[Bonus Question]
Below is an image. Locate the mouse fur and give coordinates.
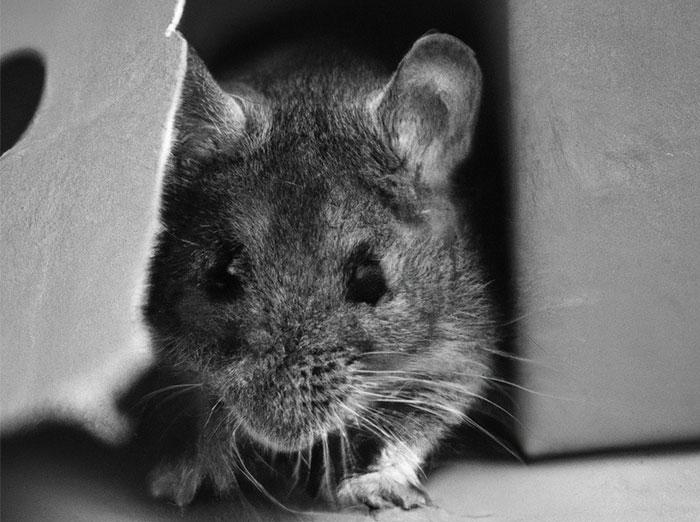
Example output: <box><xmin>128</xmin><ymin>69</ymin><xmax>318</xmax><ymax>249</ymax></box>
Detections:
<box><xmin>143</xmin><ymin>32</ymin><xmax>496</xmax><ymax>510</ymax></box>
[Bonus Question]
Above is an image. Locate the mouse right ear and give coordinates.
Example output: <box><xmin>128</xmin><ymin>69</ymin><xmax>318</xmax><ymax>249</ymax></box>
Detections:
<box><xmin>173</xmin><ymin>48</ymin><xmax>252</xmax><ymax>162</ymax></box>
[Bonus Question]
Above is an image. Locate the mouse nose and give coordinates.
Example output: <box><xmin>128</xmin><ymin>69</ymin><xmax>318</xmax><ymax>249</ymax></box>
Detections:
<box><xmin>281</xmin><ymin>327</ymin><xmax>305</xmax><ymax>353</ymax></box>
<box><xmin>269</xmin><ymin>297</ymin><xmax>334</xmax><ymax>349</ymax></box>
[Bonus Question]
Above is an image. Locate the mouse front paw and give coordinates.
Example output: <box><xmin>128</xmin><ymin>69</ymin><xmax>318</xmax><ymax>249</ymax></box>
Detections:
<box><xmin>148</xmin><ymin>459</ymin><xmax>204</xmax><ymax>507</ymax></box>
<box><xmin>337</xmin><ymin>470</ymin><xmax>430</xmax><ymax>510</ymax></box>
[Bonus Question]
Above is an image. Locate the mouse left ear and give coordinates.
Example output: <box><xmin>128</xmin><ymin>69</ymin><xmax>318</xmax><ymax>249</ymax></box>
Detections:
<box><xmin>371</xmin><ymin>34</ymin><xmax>482</xmax><ymax>192</ymax></box>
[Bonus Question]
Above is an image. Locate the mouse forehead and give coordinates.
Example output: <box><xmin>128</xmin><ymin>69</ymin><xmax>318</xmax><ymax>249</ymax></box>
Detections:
<box><xmin>236</xmin><ymin>177</ymin><xmax>392</xmax><ymax>257</ymax></box>
<box><xmin>229</xmin><ymin>128</ymin><xmax>396</xmax><ymax>248</ymax></box>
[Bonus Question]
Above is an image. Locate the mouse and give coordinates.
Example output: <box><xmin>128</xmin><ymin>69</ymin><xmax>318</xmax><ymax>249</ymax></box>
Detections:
<box><xmin>142</xmin><ymin>32</ymin><xmax>497</xmax><ymax>511</ymax></box>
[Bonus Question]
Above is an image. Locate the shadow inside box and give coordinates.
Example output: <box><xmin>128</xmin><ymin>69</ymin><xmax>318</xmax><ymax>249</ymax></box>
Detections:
<box><xmin>1</xmin><ymin>420</ymin><xmax>306</xmax><ymax>521</ymax></box>
<box><xmin>1</xmin><ymin>408</ymin><xmax>519</xmax><ymax>521</ymax></box>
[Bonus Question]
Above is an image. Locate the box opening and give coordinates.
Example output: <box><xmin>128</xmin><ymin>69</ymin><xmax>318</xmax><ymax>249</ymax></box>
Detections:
<box><xmin>177</xmin><ymin>0</ymin><xmax>517</xmax><ymax>451</ymax></box>
<box><xmin>178</xmin><ymin>0</ymin><xmax>512</xmax><ymax>303</ymax></box>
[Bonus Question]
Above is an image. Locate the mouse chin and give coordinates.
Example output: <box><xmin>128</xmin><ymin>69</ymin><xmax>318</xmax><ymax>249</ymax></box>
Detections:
<box><xmin>240</xmin><ymin>418</ymin><xmax>331</xmax><ymax>452</ymax></box>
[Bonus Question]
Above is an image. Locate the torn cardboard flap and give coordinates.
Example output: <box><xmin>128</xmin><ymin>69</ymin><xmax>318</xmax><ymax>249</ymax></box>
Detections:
<box><xmin>1</xmin><ymin>0</ymin><xmax>186</xmax><ymax>441</ymax></box>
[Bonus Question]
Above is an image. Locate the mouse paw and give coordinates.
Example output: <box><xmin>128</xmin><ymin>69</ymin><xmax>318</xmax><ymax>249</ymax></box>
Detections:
<box><xmin>148</xmin><ymin>459</ymin><xmax>204</xmax><ymax>507</ymax></box>
<box><xmin>337</xmin><ymin>470</ymin><xmax>430</xmax><ymax>510</ymax></box>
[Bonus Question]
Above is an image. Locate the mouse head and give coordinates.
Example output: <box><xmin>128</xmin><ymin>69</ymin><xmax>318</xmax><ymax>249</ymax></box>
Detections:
<box><xmin>145</xmin><ymin>34</ymin><xmax>490</xmax><ymax>451</ymax></box>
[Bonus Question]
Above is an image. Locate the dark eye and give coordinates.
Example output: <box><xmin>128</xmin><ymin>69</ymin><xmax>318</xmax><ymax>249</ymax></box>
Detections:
<box><xmin>345</xmin><ymin>245</ymin><xmax>388</xmax><ymax>306</ymax></box>
<box><xmin>203</xmin><ymin>246</ymin><xmax>245</xmax><ymax>301</ymax></box>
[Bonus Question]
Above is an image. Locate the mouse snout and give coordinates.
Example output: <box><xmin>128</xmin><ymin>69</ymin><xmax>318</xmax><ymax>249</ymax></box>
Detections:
<box><xmin>233</xmin><ymin>310</ymin><xmax>367</xmax><ymax>450</ymax></box>
<box><xmin>236</xmin><ymin>344</ymin><xmax>350</xmax><ymax>451</ymax></box>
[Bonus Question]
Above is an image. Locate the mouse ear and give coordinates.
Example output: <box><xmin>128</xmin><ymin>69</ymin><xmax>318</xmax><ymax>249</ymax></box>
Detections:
<box><xmin>372</xmin><ymin>34</ymin><xmax>482</xmax><ymax>192</ymax></box>
<box><xmin>174</xmin><ymin>48</ymin><xmax>253</xmax><ymax>162</ymax></box>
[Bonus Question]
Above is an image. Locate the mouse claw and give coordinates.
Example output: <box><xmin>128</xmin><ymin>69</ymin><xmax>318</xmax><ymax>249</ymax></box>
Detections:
<box><xmin>337</xmin><ymin>471</ymin><xmax>431</xmax><ymax>510</ymax></box>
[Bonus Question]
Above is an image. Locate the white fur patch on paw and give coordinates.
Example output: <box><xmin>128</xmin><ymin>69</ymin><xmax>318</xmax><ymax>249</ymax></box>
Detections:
<box><xmin>337</xmin><ymin>470</ymin><xmax>430</xmax><ymax>510</ymax></box>
<box><xmin>337</xmin><ymin>442</ymin><xmax>431</xmax><ymax>509</ymax></box>
<box><xmin>148</xmin><ymin>460</ymin><xmax>203</xmax><ymax>507</ymax></box>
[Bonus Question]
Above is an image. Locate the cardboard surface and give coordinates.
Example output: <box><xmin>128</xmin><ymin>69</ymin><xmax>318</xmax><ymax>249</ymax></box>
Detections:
<box><xmin>3</xmin><ymin>428</ymin><xmax>699</xmax><ymax>520</ymax></box>
<box><xmin>510</xmin><ymin>0</ymin><xmax>700</xmax><ymax>455</ymax></box>
<box><xmin>2</xmin><ymin>0</ymin><xmax>698</xmax><ymax>482</ymax></box>
<box><xmin>0</xmin><ymin>0</ymin><xmax>185</xmax><ymax>438</ymax></box>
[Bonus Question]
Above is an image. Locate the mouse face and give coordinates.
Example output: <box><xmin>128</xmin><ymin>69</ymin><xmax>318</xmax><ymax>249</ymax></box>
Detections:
<box><xmin>145</xmin><ymin>34</ymin><xmax>493</xmax><ymax>473</ymax></box>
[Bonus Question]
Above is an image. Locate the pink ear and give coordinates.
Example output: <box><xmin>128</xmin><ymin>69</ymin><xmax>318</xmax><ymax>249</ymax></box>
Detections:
<box><xmin>374</xmin><ymin>34</ymin><xmax>482</xmax><ymax>191</ymax></box>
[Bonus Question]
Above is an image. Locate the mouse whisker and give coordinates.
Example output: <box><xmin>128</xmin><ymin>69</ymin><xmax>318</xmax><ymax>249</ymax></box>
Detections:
<box><xmin>352</xmin><ymin>350</ymin><xmax>412</xmax><ymax>357</ymax></box>
<box><xmin>474</xmin><ymin>375</ymin><xmax>573</xmax><ymax>401</ymax></box>
<box><xmin>202</xmin><ymin>397</ymin><xmax>224</xmax><ymax>430</ymax></box>
<box><xmin>474</xmin><ymin>345</ymin><xmax>543</xmax><ymax>364</ymax></box>
<box><xmin>461</xmin><ymin>414</ymin><xmax>523</xmax><ymax>462</ymax></box>
<box><xmin>353</xmin><ymin>376</ymin><xmax>521</xmax><ymax>426</ymax></box>
<box><xmin>354</xmin><ymin>368</ymin><xmax>570</xmax><ymax>401</ymax></box>
<box><xmin>339</xmin><ymin>402</ymin><xmax>398</xmax><ymax>445</ymax></box>
<box><xmin>161</xmin><ymin>226</ymin><xmax>203</xmax><ymax>248</ymax></box>
<box><xmin>351</xmin><ymin>385</ymin><xmax>516</xmax><ymax>443</ymax></box>
<box><xmin>230</xmin><ymin>426</ymin><xmax>304</xmax><ymax>514</ymax></box>
<box><xmin>320</xmin><ymin>433</ymin><xmax>333</xmax><ymax>499</ymax></box>
<box><xmin>369</xmin><ymin>397</ymin><xmax>514</xmax><ymax>461</ymax></box>
<box><xmin>290</xmin><ymin>449</ymin><xmax>303</xmax><ymax>490</ymax></box>
<box><xmin>134</xmin><ymin>382</ymin><xmax>203</xmax><ymax>408</ymax></box>
<box><xmin>334</xmin><ymin>419</ymin><xmax>353</xmax><ymax>479</ymax></box>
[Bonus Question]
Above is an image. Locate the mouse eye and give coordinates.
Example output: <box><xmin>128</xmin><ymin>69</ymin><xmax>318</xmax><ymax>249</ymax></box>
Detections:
<box><xmin>203</xmin><ymin>246</ymin><xmax>246</xmax><ymax>301</ymax></box>
<box><xmin>345</xmin><ymin>245</ymin><xmax>388</xmax><ymax>306</ymax></box>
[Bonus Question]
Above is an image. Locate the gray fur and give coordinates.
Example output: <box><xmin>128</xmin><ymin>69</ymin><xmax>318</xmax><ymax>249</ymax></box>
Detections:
<box><xmin>144</xmin><ymin>33</ymin><xmax>495</xmax><ymax>510</ymax></box>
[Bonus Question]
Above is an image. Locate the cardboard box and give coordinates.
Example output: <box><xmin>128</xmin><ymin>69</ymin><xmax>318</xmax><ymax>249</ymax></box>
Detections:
<box><xmin>2</xmin><ymin>1</ymin><xmax>700</xmax><ymax>520</ymax></box>
<box><xmin>2</xmin><ymin>0</ymin><xmax>698</xmax><ymax>470</ymax></box>
<box><xmin>0</xmin><ymin>0</ymin><xmax>185</xmax><ymax>438</ymax></box>
<box><xmin>511</xmin><ymin>0</ymin><xmax>700</xmax><ymax>455</ymax></box>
